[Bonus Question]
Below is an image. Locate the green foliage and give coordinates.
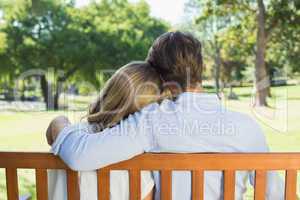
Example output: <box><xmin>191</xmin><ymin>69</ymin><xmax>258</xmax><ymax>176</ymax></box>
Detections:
<box><xmin>183</xmin><ymin>0</ymin><xmax>250</xmax><ymax>84</ymax></box>
<box><xmin>0</xmin><ymin>0</ymin><xmax>169</xmax><ymax>108</ymax></box>
<box><xmin>0</xmin><ymin>0</ymin><xmax>168</xmax><ymax>85</ymax></box>
<box><xmin>187</xmin><ymin>0</ymin><xmax>300</xmax><ymax>82</ymax></box>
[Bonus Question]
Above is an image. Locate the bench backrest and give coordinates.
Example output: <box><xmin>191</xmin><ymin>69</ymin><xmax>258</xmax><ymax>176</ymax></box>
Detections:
<box><xmin>0</xmin><ymin>152</ymin><xmax>299</xmax><ymax>200</ymax></box>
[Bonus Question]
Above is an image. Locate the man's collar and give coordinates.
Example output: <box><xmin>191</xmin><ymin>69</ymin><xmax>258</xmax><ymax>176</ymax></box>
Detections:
<box><xmin>176</xmin><ymin>92</ymin><xmax>222</xmax><ymax>112</ymax></box>
<box><xmin>178</xmin><ymin>92</ymin><xmax>220</xmax><ymax>101</ymax></box>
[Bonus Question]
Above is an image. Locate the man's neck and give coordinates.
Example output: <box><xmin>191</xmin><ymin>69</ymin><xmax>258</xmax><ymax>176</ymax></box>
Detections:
<box><xmin>185</xmin><ymin>85</ymin><xmax>203</xmax><ymax>93</ymax></box>
<box><xmin>167</xmin><ymin>83</ymin><xmax>203</xmax><ymax>96</ymax></box>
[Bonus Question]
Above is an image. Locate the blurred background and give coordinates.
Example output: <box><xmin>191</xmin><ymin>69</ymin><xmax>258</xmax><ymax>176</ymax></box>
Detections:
<box><xmin>0</xmin><ymin>0</ymin><xmax>299</xmax><ymax>199</ymax></box>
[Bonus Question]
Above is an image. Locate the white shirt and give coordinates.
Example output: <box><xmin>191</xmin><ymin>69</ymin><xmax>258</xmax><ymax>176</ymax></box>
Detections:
<box><xmin>48</xmin><ymin>170</ymin><xmax>154</xmax><ymax>200</ymax></box>
<box><xmin>52</xmin><ymin>92</ymin><xmax>284</xmax><ymax>200</ymax></box>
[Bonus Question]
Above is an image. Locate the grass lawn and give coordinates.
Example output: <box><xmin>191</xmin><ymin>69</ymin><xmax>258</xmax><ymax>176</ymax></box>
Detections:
<box><xmin>0</xmin><ymin>85</ymin><xmax>299</xmax><ymax>199</ymax></box>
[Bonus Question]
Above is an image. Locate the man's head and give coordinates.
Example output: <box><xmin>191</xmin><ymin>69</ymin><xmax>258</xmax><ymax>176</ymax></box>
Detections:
<box><xmin>146</xmin><ymin>31</ymin><xmax>203</xmax><ymax>91</ymax></box>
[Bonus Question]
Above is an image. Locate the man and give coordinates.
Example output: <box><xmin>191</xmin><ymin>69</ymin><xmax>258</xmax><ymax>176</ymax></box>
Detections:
<box><xmin>47</xmin><ymin>31</ymin><xmax>284</xmax><ymax>199</ymax></box>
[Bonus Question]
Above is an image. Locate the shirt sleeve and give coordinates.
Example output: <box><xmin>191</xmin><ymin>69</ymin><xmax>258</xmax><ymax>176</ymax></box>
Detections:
<box><xmin>51</xmin><ymin>104</ymin><xmax>158</xmax><ymax>171</ymax></box>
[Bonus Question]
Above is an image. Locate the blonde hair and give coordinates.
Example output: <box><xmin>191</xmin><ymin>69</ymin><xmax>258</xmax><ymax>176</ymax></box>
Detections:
<box><xmin>87</xmin><ymin>61</ymin><xmax>164</xmax><ymax>132</ymax></box>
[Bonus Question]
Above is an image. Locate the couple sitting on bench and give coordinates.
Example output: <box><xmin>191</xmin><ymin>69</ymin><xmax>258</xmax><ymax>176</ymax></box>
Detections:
<box><xmin>46</xmin><ymin>31</ymin><xmax>284</xmax><ymax>200</ymax></box>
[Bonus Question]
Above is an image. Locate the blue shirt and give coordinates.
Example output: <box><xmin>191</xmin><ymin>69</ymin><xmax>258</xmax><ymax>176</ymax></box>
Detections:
<box><xmin>52</xmin><ymin>92</ymin><xmax>284</xmax><ymax>200</ymax></box>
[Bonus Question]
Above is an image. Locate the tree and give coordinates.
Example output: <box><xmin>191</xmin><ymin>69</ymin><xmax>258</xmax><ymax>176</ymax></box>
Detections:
<box><xmin>184</xmin><ymin>0</ymin><xmax>242</xmax><ymax>93</ymax></box>
<box><xmin>255</xmin><ymin>0</ymin><xmax>268</xmax><ymax>106</ymax></box>
<box><xmin>187</xmin><ymin>0</ymin><xmax>300</xmax><ymax>106</ymax></box>
<box><xmin>0</xmin><ymin>0</ymin><xmax>169</xmax><ymax>109</ymax></box>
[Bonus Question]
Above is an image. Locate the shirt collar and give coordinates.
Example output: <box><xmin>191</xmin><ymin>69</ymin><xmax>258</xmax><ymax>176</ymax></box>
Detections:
<box><xmin>178</xmin><ymin>92</ymin><xmax>219</xmax><ymax>99</ymax></box>
<box><xmin>176</xmin><ymin>92</ymin><xmax>222</xmax><ymax>112</ymax></box>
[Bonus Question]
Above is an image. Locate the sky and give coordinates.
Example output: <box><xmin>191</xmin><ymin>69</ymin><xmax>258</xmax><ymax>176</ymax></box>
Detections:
<box><xmin>75</xmin><ymin>0</ymin><xmax>187</xmax><ymax>25</ymax></box>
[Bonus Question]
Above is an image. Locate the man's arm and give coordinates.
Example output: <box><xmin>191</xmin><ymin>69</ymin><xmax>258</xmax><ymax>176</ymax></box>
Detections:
<box><xmin>49</xmin><ymin>104</ymin><xmax>157</xmax><ymax>171</ymax></box>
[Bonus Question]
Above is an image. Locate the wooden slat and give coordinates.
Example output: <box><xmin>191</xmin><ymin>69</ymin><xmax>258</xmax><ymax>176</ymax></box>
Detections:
<box><xmin>160</xmin><ymin>170</ymin><xmax>172</xmax><ymax>200</ymax></box>
<box><xmin>129</xmin><ymin>169</ymin><xmax>141</xmax><ymax>200</ymax></box>
<box><xmin>192</xmin><ymin>170</ymin><xmax>204</xmax><ymax>200</ymax></box>
<box><xmin>66</xmin><ymin>170</ymin><xmax>80</xmax><ymax>200</ymax></box>
<box><xmin>1</xmin><ymin>152</ymin><xmax>300</xmax><ymax>170</ymax></box>
<box><xmin>36</xmin><ymin>169</ymin><xmax>48</xmax><ymax>200</ymax></box>
<box><xmin>101</xmin><ymin>153</ymin><xmax>300</xmax><ymax>171</ymax></box>
<box><xmin>0</xmin><ymin>152</ymin><xmax>67</xmax><ymax>169</ymax></box>
<box><xmin>6</xmin><ymin>168</ymin><xmax>19</xmax><ymax>200</ymax></box>
<box><xmin>285</xmin><ymin>170</ymin><xmax>297</xmax><ymax>200</ymax></box>
<box><xmin>223</xmin><ymin>170</ymin><xmax>235</xmax><ymax>200</ymax></box>
<box><xmin>1</xmin><ymin>152</ymin><xmax>300</xmax><ymax>200</ymax></box>
<box><xmin>97</xmin><ymin>169</ymin><xmax>110</xmax><ymax>200</ymax></box>
<box><xmin>254</xmin><ymin>170</ymin><xmax>266</xmax><ymax>200</ymax></box>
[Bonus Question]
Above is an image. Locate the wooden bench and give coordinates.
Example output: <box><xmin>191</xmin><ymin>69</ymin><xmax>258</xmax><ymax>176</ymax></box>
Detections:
<box><xmin>0</xmin><ymin>152</ymin><xmax>299</xmax><ymax>200</ymax></box>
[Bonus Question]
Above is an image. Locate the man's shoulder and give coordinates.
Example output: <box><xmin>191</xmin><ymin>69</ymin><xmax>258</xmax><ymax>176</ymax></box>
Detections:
<box><xmin>226</xmin><ymin>110</ymin><xmax>262</xmax><ymax>131</ymax></box>
<box><xmin>224</xmin><ymin>110</ymin><xmax>256</xmax><ymax>124</ymax></box>
<box><xmin>224</xmin><ymin>110</ymin><xmax>267</xmax><ymax>148</ymax></box>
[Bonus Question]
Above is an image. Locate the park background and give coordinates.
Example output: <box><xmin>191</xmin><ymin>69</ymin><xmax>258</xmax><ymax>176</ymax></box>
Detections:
<box><xmin>0</xmin><ymin>0</ymin><xmax>299</xmax><ymax>199</ymax></box>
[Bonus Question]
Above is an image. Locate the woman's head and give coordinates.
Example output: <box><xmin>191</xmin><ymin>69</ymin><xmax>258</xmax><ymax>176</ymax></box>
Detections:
<box><xmin>87</xmin><ymin>61</ymin><xmax>164</xmax><ymax>131</ymax></box>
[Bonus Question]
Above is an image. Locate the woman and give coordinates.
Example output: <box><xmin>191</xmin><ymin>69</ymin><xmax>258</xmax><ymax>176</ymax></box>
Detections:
<box><xmin>47</xmin><ymin>61</ymin><xmax>170</xmax><ymax>200</ymax></box>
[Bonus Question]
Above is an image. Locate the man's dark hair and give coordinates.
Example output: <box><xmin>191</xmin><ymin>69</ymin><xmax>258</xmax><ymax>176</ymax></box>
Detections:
<box><xmin>146</xmin><ymin>31</ymin><xmax>203</xmax><ymax>88</ymax></box>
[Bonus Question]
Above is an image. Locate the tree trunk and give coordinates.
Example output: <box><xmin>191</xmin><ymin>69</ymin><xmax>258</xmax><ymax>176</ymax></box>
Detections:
<box><xmin>214</xmin><ymin>43</ymin><xmax>221</xmax><ymax>94</ymax></box>
<box><xmin>40</xmin><ymin>75</ymin><xmax>64</xmax><ymax>110</ymax></box>
<box><xmin>40</xmin><ymin>75</ymin><xmax>54</xmax><ymax>110</ymax></box>
<box><xmin>53</xmin><ymin>78</ymin><xmax>64</xmax><ymax>110</ymax></box>
<box><xmin>53</xmin><ymin>92</ymin><xmax>59</xmax><ymax>110</ymax></box>
<box><xmin>254</xmin><ymin>0</ymin><xmax>269</xmax><ymax>106</ymax></box>
<box><xmin>40</xmin><ymin>66</ymin><xmax>76</xmax><ymax>110</ymax></box>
